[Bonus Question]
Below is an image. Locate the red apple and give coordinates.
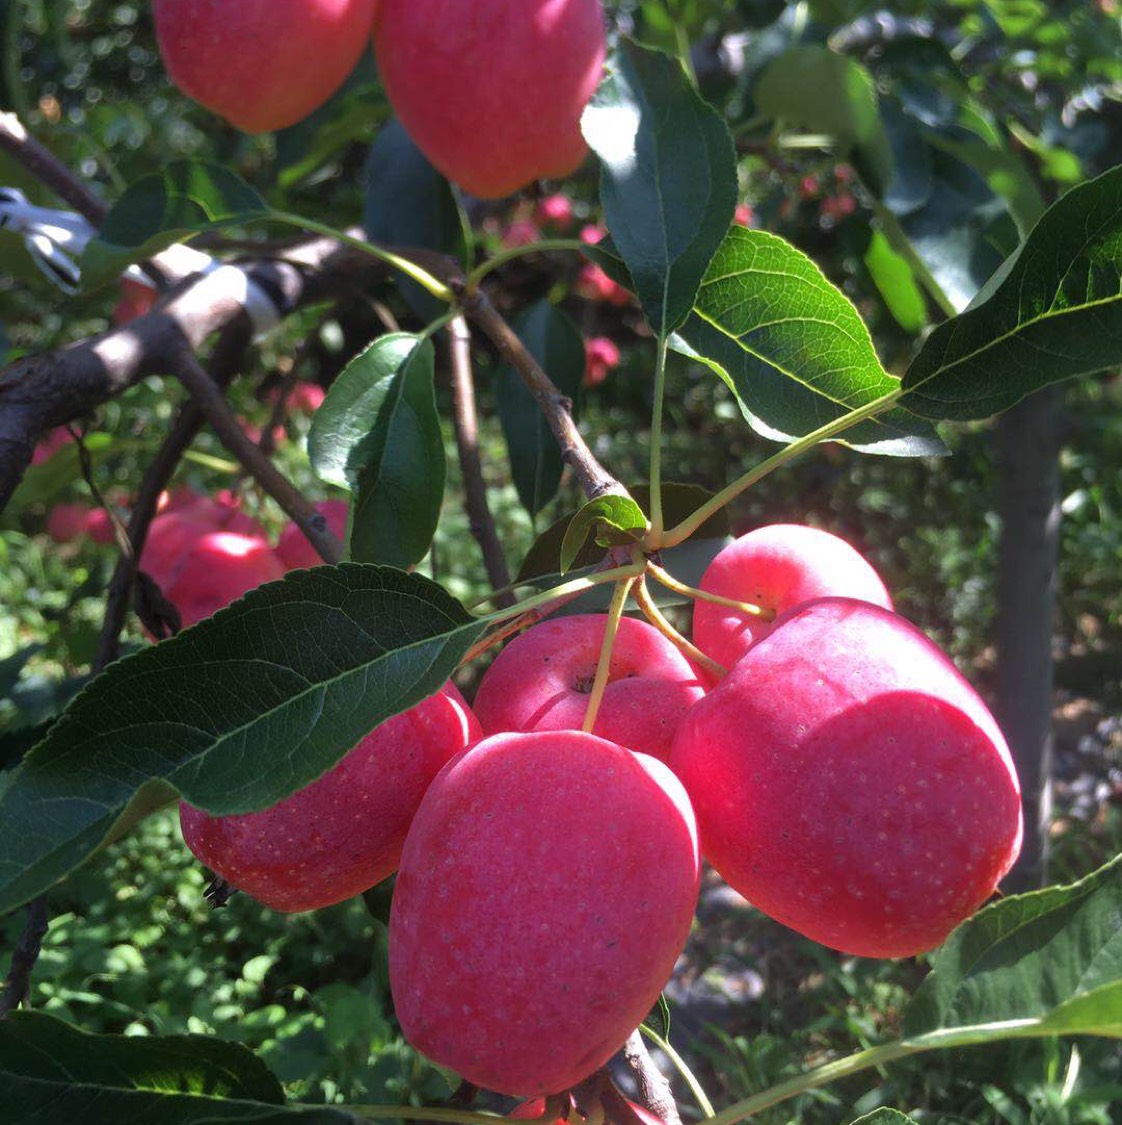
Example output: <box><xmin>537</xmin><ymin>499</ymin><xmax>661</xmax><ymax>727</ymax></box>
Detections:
<box><xmin>671</xmin><ymin>598</ymin><xmax>1023</xmax><ymax>958</ymax></box>
<box><xmin>692</xmin><ymin>523</ymin><xmax>892</xmax><ymax>671</ymax></box>
<box><xmin>180</xmin><ymin>686</ymin><xmax>481</xmax><ymax>912</ymax></box>
<box><xmin>112</xmin><ymin>278</ymin><xmax>157</xmax><ymax>326</ymax></box>
<box><xmin>153</xmin><ymin>0</ymin><xmax>378</xmax><ymax>133</ymax></box>
<box><xmin>373</xmin><ymin>0</ymin><xmax>607</xmax><ymax>198</ymax></box>
<box><xmin>142</xmin><ymin>500</ymin><xmax>267</xmax><ymax>591</ymax></box>
<box><xmin>472</xmin><ymin>615</ymin><xmax>706</xmax><ymax>763</ymax></box>
<box><xmin>276</xmin><ymin>499</ymin><xmax>350</xmax><ymax>571</ymax></box>
<box><xmin>390</xmin><ymin>730</ymin><xmax>700</xmax><ymax>1095</ymax></box>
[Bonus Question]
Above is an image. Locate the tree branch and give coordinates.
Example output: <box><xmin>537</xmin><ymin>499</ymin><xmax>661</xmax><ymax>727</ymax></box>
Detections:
<box><xmin>446</xmin><ymin>315</ymin><xmax>515</xmax><ymax>606</ymax></box>
<box><xmin>170</xmin><ymin>347</ymin><xmax>343</xmax><ymax>564</ymax></box>
<box><xmin>0</xmin><ymin>896</ymin><xmax>48</xmax><ymax>1019</ymax></box>
<box><xmin>622</xmin><ymin>1030</ymin><xmax>682</xmax><ymax>1125</ymax></box>
<box><xmin>455</xmin><ymin>283</ymin><xmax>627</xmax><ymax>504</ymax></box>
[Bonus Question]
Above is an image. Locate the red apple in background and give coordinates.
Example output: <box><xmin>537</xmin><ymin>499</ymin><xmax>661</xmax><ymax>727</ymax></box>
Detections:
<box><xmin>692</xmin><ymin>523</ymin><xmax>892</xmax><ymax>671</ymax></box>
<box><xmin>373</xmin><ymin>0</ymin><xmax>606</xmax><ymax>198</ymax></box>
<box><xmin>31</xmin><ymin>427</ymin><xmax>71</xmax><ymax>466</ymax></box>
<box><xmin>390</xmin><ymin>730</ymin><xmax>700</xmax><ymax>1095</ymax></box>
<box><xmin>472</xmin><ymin>614</ymin><xmax>705</xmax><ymax>762</ymax></box>
<box><xmin>671</xmin><ymin>598</ymin><xmax>1023</xmax><ymax>959</ymax></box>
<box><xmin>153</xmin><ymin>0</ymin><xmax>378</xmax><ymax>133</ymax></box>
<box><xmin>276</xmin><ymin>499</ymin><xmax>350</xmax><ymax>571</ymax></box>
<box><xmin>181</xmin><ymin>686</ymin><xmax>480</xmax><ymax>912</ymax></box>
<box><xmin>112</xmin><ymin>278</ymin><xmax>157</xmax><ymax>326</ymax></box>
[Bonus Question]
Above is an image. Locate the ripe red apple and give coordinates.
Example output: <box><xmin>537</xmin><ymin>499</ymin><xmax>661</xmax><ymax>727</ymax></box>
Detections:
<box><xmin>373</xmin><ymin>0</ymin><xmax>607</xmax><ymax>198</ymax></box>
<box><xmin>161</xmin><ymin>531</ymin><xmax>286</xmax><ymax>628</ymax></box>
<box><xmin>390</xmin><ymin>730</ymin><xmax>700</xmax><ymax>1095</ymax></box>
<box><xmin>692</xmin><ymin>523</ymin><xmax>892</xmax><ymax>671</ymax></box>
<box><xmin>181</xmin><ymin>686</ymin><xmax>481</xmax><ymax>912</ymax></box>
<box><xmin>153</xmin><ymin>0</ymin><xmax>378</xmax><ymax>133</ymax></box>
<box><xmin>670</xmin><ymin>598</ymin><xmax>1023</xmax><ymax>958</ymax></box>
<box><xmin>276</xmin><ymin>499</ymin><xmax>350</xmax><ymax>571</ymax></box>
<box><xmin>472</xmin><ymin>615</ymin><xmax>706</xmax><ymax>762</ymax></box>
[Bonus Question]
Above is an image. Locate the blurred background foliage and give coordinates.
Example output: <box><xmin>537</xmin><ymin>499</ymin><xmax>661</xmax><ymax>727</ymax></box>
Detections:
<box><xmin>1</xmin><ymin>0</ymin><xmax>1121</xmax><ymax>1119</ymax></box>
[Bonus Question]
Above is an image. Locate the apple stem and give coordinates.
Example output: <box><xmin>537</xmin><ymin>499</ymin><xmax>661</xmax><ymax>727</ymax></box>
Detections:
<box><xmin>633</xmin><ymin>577</ymin><xmax>726</xmax><ymax>681</ymax></box>
<box><xmin>646</xmin><ymin>561</ymin><xmax>776</xmax><ymax>622</ymax></box>
<box><xmin>581</xmin><ymin>577</ymin><xmax>637</xmax><ymax>734</ymax></box>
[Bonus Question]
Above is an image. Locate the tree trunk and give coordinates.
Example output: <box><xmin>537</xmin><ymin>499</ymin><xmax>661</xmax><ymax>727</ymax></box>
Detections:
<box><xmin>994</xmin><ymin>387</ymin><xmax>1063</xmax><ymax>891</ymax></box>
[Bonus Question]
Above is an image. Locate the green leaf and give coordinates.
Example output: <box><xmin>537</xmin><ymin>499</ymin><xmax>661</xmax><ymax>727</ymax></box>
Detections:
<box><xmin>495</xmin><ymin>300</ymin><xmax>586</xmax><ymax>517</ymax></box>
<box><xmin>904</xmin><ymin>854</ymin><xmax>1122</xmax><ymax>1041</ymax></box>
<box><xmin>643</xmin><ymin>993</ymin><xmax>672</xmax><ymax>1039</ymax></box>
<box><xmin>0</xmin><ymin>1010</ymin><xmax>284</xmax><ymax>1102</ymax></box>
<box><xmin>345</xmin><ymin>338</ymin><xmax>445</xmax><ymax>569</ymax></box>
<box><xmin>582</xmin><ymin>38</ymin><xmax>737</xmax><ymax>335</ymax></box>
<box><xmin>3</xmin><ymin>431</ymin><xmax>117</xmax><ymax>515</ymax></box>
<box><xmin>560</xmin><ymin>495</ymin><xmax>648</xmax><ymax>573</ymax></box>
<box><xmin>674</xmin><ymin>228</ymin><xmax>946</xmax><ymax>456</ymax></box>
<box><xmin>81</xmin><ymin>162</ymin><xmax>269</xmax><ymax>291</ymax></box>
<box><xmin>864</xmin><ymin>229</ymin><xmax>928</xmax><ymax>334</ymax></box>
<box><xmin>363</xmin><ymin>118</ymin><xmax>469</xmax><ymax>319</ymax></box>
<box><xmin>0</xmin><ymin>566</ymin><xmax>484</xmax><ymax>914</ymax></box>
<box><xmin>902</xmin><ymin>165</ymin><xmax>1122</xmax><ymax>421</ymax></box>
<box><xmin>848</xmin><ymin>1112</ymin><xmax>920</xmax><ymax>1125</ymax></box>
<box><xmin>753</xmin><ymin>45</ymin><xmax>893</xmax><ymax>195</ymax></box>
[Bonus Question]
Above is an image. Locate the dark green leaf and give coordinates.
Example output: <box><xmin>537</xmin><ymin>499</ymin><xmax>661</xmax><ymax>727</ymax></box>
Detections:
<box><xmin>642</xmin><ymin>993</ymin><xmax>672</xmax><ymax>1039</ymax></box>
<box><xmin>582</xmin><ymin>38</ymin><xmax>737</xmax><ymax>335</ymax></box>
<box><xmin>902</xmin><ymin>165</ymin><xmax>1122</xmax><ymax>420</ymax></box>
<box><xmin>904</xmin><ymin>854</ymin><xmax>1122</xmax><ymax>1041</ymax></box>
<box><xmin>81</xmin><ymin>162</ymin><xmax>269</xmax><ymax>291</ymax></box>
<box><xmin>496</xmin><ymin>300</ymin><xmax>586</xmax><ymax>517</ymax></box>
<box><xmin>0</xmin><ymin>645</ymin><xmax>40</xmax><ymax>701</ymax></box>
<box><xmin>363</xmin><ymin>118</ymin><xmax>469</xmax><ymax>319</ymax></box>
<box><xmin>0</xmin><ymin>1010</ymin><xmax>283</xmax><ymax>1103</ymax></box>
<box><xmin>674</xmin><ymin>228</ymin><xmax>946</xmax><ymax>456</ymax></box>
<box><xmin>753</xmin><ymin>46</ymin><xmax>893</xmax><ymax>195</ymax></box>
<box><xmin>560</xmin><ymin>495</ymin><xmax>648</xmax><ymax>573</ymax></box>
<box><xmin>0</xmin><ymin>565</ymin><xmax>485</xmax><ymax>914</ymax></box>
<box><xmin>346</xmin><ymin>339</ymin><xmax>445</xmax><ymax>569</ymax></box>
<box><xmin>864</xmin><ymin>229</ymin><xmax>928</xmax><ymax>334</ymax></box>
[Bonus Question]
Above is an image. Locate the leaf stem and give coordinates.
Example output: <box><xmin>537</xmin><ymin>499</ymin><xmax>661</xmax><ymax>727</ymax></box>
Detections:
<box><xmin>648</xmin><ymin>336</ymin><xmax>671</xmax><ymax>541</ymax></box>
<box><xmin>481</xmin><ymin>564</ymin><xmax>644</xmax><ymax>627</ymax></box>
<box><xmin>581</xmin><ymin>577</ymin><xmax>636</xmax><ymax>734</ymax></box>
<box><xmin>639</xmin><ymin>1024</ymin><xmax>716</xmax><ymax>1119</ymax></box>
<box><xmin>270</xmin><ymin>211</ymin><xmax>454</xmax><ymax>302</ymax></box>
<box><xmin>656</xmin><ymin>389</ymin><xmax>902</xmax><ymax>550</ymax></box>
<box><xmin>466</xmin><ymin>238</ymin><xmax>589</xmax><ymax>289</ymax></box>
<box><xmin>646</xmin><ymin>562</ymin><xmax>775</xmax><ymax>622</ymax></box>
<box><xmin>633</xmin><ymin>575</ymin><xmax>726</xmax><ymax>681</ymax></box>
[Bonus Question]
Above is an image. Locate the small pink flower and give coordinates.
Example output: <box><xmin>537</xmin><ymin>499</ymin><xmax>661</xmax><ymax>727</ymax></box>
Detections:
<box><xmin>584</xmin><ymin>336</ymin><xmax>621</xmax><ymax>387</ymax></box>
<box><xmin>500</xmin><ymin>220</ymin><xmax>541</xmax><ymax>248</ymax></box>
<box><xmin>533</xmin><ymin>193</ymin><xmax>574</xmax><ymax>229</ymax></box>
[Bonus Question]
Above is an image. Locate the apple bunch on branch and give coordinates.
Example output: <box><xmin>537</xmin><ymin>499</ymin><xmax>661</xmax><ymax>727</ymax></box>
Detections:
<box><xmin>1</xmin><ymin>1</ymin><xmax>1122</xmax><ymax>1122</ymax></box>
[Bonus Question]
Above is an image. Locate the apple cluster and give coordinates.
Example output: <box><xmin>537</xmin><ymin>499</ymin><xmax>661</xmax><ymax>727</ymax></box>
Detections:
<box><xmin>175</xmin><ymin>520</ymin><xmax>1022</xmax><ymax>1098</ymax></box>
<box><xmin>153</xmin><ymin>0</ymin><xmax>608</xmax><ymax>199</ymax></box>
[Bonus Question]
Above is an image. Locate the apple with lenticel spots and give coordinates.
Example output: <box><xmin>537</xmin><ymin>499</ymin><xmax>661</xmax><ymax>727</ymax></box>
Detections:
<box><xmin>670</xmin><ymin>597</ymin><xmax>1022</xmax><ymax>958</ymax></box>
<box><xmin>389</xmin><ymin>729</ymin><xmax>700</xmax><ymax>1094</ymax></box>
<box><xmin>692</xmin><ymin>523</ymin><xmax>893</xmax><ymax>671</ymax></box>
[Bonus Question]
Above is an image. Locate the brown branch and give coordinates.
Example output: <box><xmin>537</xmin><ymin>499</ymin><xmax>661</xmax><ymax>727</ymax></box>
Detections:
<box><xmin>446</xmin><ymin>315</ymin><xmax>515</xmax><ymax>606</ymax></box>
<box><xmin>0</xmin><ymin>896</ymin><xmax>48</xmax><ymax>1019</ymax></box>
<box><xmin>171</xmin><ymin>348</ymin><xmax>342</xmax><ymax>564</ymax></box>
<box><xmin>94</xmin><ymin>320</ymin><xmax>254</xmax><ymax>669</ymax></box>
<box><xmin>455</xmin><ymin>283</ymin><xmax>627</xmax><ymax>504</ymax></box>
<box><xmin>621</xmin><ymin>1030</ymin><xmax>682</xmax><ymax>1125</ymax></box>
<box><xmin>0</xmin><ymin>112</ymin><xmax>108</xmax><ymax>225</ymax></box>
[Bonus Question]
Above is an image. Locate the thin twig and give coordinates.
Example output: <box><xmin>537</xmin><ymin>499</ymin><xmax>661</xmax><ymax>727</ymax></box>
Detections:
<box><xmin>446</xmin><ymin>315</ymin><xmax>515</xmax><ymax>606</ymax></box>
<box><xmin>170</xmin><ymin>348</ymin><xmax>343</xmax><ymax>564</ymax></box>
<box><xmin>0</xmin><ymin>896</ymin><xmax>48</xmax><ymax>1018</ymax></box>
<box><xmin>622</xmin><ymin>1031</ymin><xmax>682</xmax><ymax>1125</ymax></box>
<box><xmin>94</xmin><ymin>321</ymin><xmax>253</xmax><ymax>668</ymax></box>
<box><xmin>456</xmin><ymin>283</ymin><xmax>626</xmax><ymax>504</ymax></box>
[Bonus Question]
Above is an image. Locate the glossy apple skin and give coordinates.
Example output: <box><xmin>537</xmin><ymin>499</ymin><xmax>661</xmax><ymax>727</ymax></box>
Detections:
<box><xmin>693</xmin><ymin>524</ymin><xmax>892</xmax><ymax>670</ymax></box>
<box><xmin>390</xmin><ymin>730</ymin><xmax>700</xmax><ymax>1095</ymax></box>
<box><xmin>276</xmin><ymin>499</ymin><xmax>350</xmax><ymax>571</ymax></box>
<box><xmin>154</xmin><ymin>0</ymin><xmax>378</xmax><ymax>133</ymax></box>
<box><xmin>671</xmin><ymin>598</ymin><xmax>1022</xmax><ymax>959</ymax></box>
<box><xmin>374</xmin><ymin>0</ymin><xmax>606</xmax><ymax>198</ymax></box>
<box><xmin>472</xmin><ymin>615</ymin><xmax>706</xmax><ymax>762</ymax></box>
<box><xmin>181</xmin><ymin>686</ymin><xmax>480</xmax><ymax>912</ymax></box>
